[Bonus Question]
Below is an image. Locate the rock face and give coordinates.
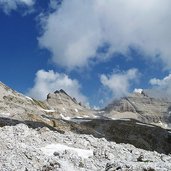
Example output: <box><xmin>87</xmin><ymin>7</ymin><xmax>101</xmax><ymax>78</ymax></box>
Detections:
<box><xmin>0</xmin><ymin>82</ymin><xmax>171</xmax><ymax>170</ymax></box>
<box><xmin>0</xmin><ymin>82</ymin><xmax>48</xmax><ymax>118</ymax></box>
<box><xmin>103</xmin><ymin>91</ymin><xmax>171</xmax><ymax>127</ymax></box>
<box><xmin>0</xmin><ymin>82</ymin><xmax>95</xmax><ymax>125</ymax></box>
<box><xmin>78</xmin><ymin>119</ymin><xmax>171</xmax><ymax>154</ymax></box>
<box><xmin>45</xmin><ymin>89</ymin><xmax>96</xmax><ymax>118</ymax></box>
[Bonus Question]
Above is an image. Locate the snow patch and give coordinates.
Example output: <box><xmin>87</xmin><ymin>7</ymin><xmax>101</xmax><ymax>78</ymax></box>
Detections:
<box><xmin>60</xmin><ymin>113</ymin><xmax>71</xmax><ymax>121</ymax></box>
<box><xmin>136</xmin><ymin>122</ymin><xmax>155</xmax><ymax>127</ymax></box>
<box><xmin>118</xmin><ymin>118</ymin><xmax>131</xmax><ymax>121</ymax></box>
<box><xmin>74</xmin><ymin>108</ymin><xmax>78</xmax><ymax>113</ymax></box>
<box><xmin>98</xmin><ymin>111</ymin><xmax>105</xmax><ymax>114</ymax></box>
<box><xmin>158</xmin><ymin>121</ymin><xmax>168</xmax><ymax>128</ymax></box>
<box><xmin>25</xmin><ymin>96</ymin><xmax>33</xmax><ymax>101</ymax></box>
<box><xmin>0</xmin><ymin>113</ymin><xmax>11</xmax><ymax>116</ymax></box>
<box><xmin>59</xmin><ymin>161</ymin><xmax>80</xmax><ymax>171</ymax></box>
<box><xmin>83</xmin><ymin>115</ymin><xmax>89</xmax><ymax>118</ymax></box>
<box><xmin>41</xmin><ymin>144</ymin><xmax>93</xmax><ymax>159</ymax></box>
<box><xmin>134</xmin><ymin>88</ymin><xmax>143</xmax><ymax>94</ymax></box>
<box><xmin>42</xmin><ymin>109</ymin><xmax>56</xmax><ymax>113</ymax></box>
<box><xmin>93</xmin><ymin>115</ymin><xmax>99</xmax><ymax>118</ymax></box>
<box><xmin>74</xmin><ymin>116</ymin><xmax>83</xmax><ymax>119</ymax></box>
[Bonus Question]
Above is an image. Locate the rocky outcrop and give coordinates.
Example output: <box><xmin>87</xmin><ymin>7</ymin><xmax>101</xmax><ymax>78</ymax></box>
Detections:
<box><xmin>0</xmin><ymin>82</ymin><xmax>96</xmax><ymax>124</ymax></box>
<box><xmin>104</xmin><ymin>91</ymin><xmax>171</xmax><ymax>127</ymax></box>
<box><xmin>45</xmin><ymin>89</ymin><xmax>96</xmax><ymax>118</ymax></box>
<box><xmin>0</xmin><ymin>82</ymin><xmax>49</xmax><ymax>119</ymax></box>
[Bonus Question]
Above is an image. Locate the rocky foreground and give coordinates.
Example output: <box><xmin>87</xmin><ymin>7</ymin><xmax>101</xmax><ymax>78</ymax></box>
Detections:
<box><xmin>0</xmin><ymin>123</ymin><xmax>171</xmax><ymax>171</ymax></box>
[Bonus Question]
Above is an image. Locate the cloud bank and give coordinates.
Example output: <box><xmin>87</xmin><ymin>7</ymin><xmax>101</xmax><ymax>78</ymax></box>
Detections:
<box><xmin>147</xmin><ymin>74</ymin><xmax>171</xmax><ymax>101</ymax></box>
<box><xmin>39</xmin><ymin>0</ymin><xmax>171</xmax><ymax>70</ymax></box>
<box><xmin>0</xmin><ymin>0</ymin><xmax>35</xmax><ymax>14</ymax></box>
<box><xmin>100</xmin><ymin>68</ymin><xmax>139</xmax><ymax>99</ymax></box>
<box><xmin>27</xmin><ymin>70</ymin><xmax>87</xmax><ymax>103</ymax></box>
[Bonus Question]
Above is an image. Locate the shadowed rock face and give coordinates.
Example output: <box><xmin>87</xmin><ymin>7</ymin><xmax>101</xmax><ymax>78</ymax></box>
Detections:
<box><xmin>0</xmin><ymin>117</ymin><xmax>171</xmax><ymax>154</ymax></box>
<box><xmin>103</xmin><ymin>91</ymin><xmax>171</xmax><ymax>127</ymax></box>
<box><xmin>78</xmin><ymin>119</ymin><xmax>171</xmax><ymax>154</ymax></box>
<box><xmin>61</xmin><ymin>119</ymin><xmax>171</xmax><ymax>154</ymax></box>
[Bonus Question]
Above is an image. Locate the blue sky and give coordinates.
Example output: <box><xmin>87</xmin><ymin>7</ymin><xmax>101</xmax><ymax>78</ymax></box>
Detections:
<box><xmin>0</xmin><ymin>0</ymin><xmax>171</xmax><ymax>107</ymax></box>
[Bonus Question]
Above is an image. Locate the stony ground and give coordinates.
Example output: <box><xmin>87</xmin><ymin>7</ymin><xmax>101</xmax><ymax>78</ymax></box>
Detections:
<box><xmin>0</xmin><ymin>124</ymin><xmax>171</xmax><ymax>171</ymax></box>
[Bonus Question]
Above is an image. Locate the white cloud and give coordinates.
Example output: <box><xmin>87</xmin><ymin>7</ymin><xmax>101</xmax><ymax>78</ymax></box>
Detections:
<box><xmin>27</xmin><ymin>70</ymin><xmax>87</xmax><ymax>103</ymax></box>
<box><xmin>150</xmin><ymin>74</ymin><xmax>171</xmax><ymax>87</ymax></box>
<box><xmin>148</xmin><ymin>74</ymin><xmax>171</xmax><ymax>101</ymax></box>
<box><xmin>100</xmin><ymin>68</ymin><xmax>139</xmax><ymax>99</ymax></box>
<box><xmin>39</xmin><ymin>0</ymin><xmax>171</xmax><ymax>70</ymax></box>
<box><xmin>49</xmin><ymin>0</ymin><xmax>59</xmax><ymax>10</ymax></box>
<box><xmin>0</xmin><ymin>0</ymin><xmax>35</xmax><ymax>14</ymax></box>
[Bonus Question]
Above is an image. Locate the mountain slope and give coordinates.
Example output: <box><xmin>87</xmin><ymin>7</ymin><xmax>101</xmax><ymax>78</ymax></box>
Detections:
<box><xmin>0</xmin><ymin>82</ymin><xmax>96</xmax><ymax>127</ymax></box>
<box><xmin>0</xmin><ymin>123</ymin><xmax>171</xmax><ymax>171</ymax></box>
<box><xmin>45</xmin><ymin>89</ymin><xmax>96</xmax><ymax>118</ymax></box>
<box><xmin>103</xmin><ymin>91</ymin><xmax>171</xmax><ymax>128</ymax></box>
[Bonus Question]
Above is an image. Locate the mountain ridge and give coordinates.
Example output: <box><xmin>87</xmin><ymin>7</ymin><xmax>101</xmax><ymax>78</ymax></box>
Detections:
<box><xmin>1</xmin><ymin>81</ymin><xmax>171</xmax><ymax>128</ymax></box>
<box><xmin>0</xmin><ymin>81</ymin><xmax>171</xmax><ymax>170</ymax></box>
<box><xmin>103</xmin><ymin>90</ymin><xmax>171</xmax><ymax>128</ymax></box>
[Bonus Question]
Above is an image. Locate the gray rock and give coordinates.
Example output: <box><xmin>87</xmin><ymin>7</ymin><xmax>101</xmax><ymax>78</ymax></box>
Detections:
<box><xmin>0</xmin><ymin>124</ymin><xmax>171</xmax><ymax>171</ymax></box>
<box><xmin>0</xmin><ymin>82</ymin><xmax>97</xmax><ymax>129</ymax></box>
<box><xmin>103</xmin><ymin>91</ymin><xmax>171</xmax><ymax>128</ymax></box>
<box><xmin>45</xmin><ymin>90</ymin><xmax>96</xmax><ymax>118</ymax></box>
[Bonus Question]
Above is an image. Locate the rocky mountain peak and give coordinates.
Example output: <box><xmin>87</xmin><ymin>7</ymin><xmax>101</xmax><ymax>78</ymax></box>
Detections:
<box><xmin>46</xmin><ymin>89</ymin><xmax>95</xmax><ymax>118</ymax></box>
<box><xmin>54</xmin><ymin>89</ymin><xmax>69</xmax><ymax>96</ymax></box>
<box><xmin>104</xmin><ymin>91</ymin><xmax>171</xmax><ymax>127</ymax></box>
<box><xmin>48</xmin><ymin>89</ymin><xmax>78</xmax><ymax>105</ymax></box>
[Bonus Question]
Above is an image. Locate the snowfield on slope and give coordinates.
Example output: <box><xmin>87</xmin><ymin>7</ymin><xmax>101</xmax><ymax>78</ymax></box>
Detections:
<box><xmin>41</xmin><ymin>143</ymin><xmax>93</xmax><ymax>158</ymax></box>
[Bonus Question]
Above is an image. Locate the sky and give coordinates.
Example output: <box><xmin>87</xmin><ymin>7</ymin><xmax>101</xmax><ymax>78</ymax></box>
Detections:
<box><xmin>0</xmin><ymin>0</ymin><xmax>171</xmax><ymax>108</ymax></box>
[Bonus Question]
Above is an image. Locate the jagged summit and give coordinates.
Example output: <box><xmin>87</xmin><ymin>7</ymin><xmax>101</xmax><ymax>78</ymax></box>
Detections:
<box><xmin>49</xmin><ymin>89</ymin><xmax>79</xmax><ymax>104</ymax></box>
<box><xmin>133</xmin><ymin>89</ymin><xmax>148</xmax><ymax>97</ymax></box>
<box><xmin>54</xmin><ymin>89</ymin><xmax>69</xmax><ymax>96</ymax></box>
<box><xmin>46</xmin><ymin>89</ymin><xmax>95</xmax><ymax>118</ymax></box>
